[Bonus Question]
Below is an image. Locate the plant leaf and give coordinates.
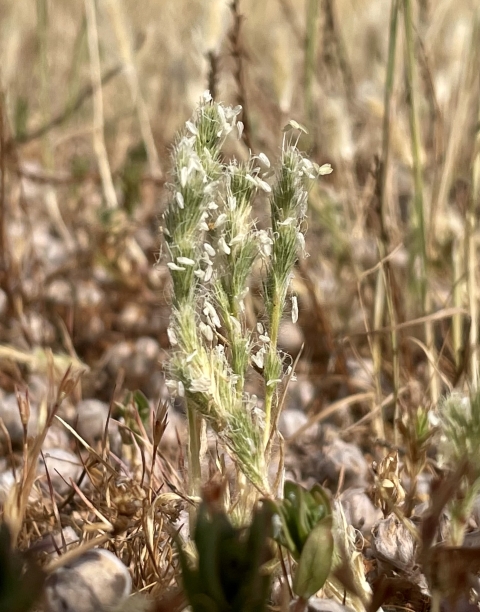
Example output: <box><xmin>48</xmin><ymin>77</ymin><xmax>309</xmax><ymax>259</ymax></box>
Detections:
<box><xmin>292</xmin><ymin>515</ymin><xmax>334</xmax><ymax>599</ymax></box>
<box><xmin>133</xmin><ymin>390</ymin><xmax>150</xmax><ymax>425</ymax></box>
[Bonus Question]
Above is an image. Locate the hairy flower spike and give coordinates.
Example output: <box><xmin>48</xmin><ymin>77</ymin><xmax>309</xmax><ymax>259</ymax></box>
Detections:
<box><xmin>163</xmin><ymin>94</ymin><xmax>331</xmax><ymax>499</ymax></box>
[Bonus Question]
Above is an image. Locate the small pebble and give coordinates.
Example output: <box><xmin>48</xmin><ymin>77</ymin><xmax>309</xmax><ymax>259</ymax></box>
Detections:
<box><xmin>75</xmin><ymin>399</ymin><xmax>110</xmax><ymax>442</ymax></box>
<box><xmin>38</xmin><ymin>448</ymin><xmax>83</xmax><ymax>495</ymax></box>
<box><xmin>340</xmin><ymin>487</ymin><xmax>382</xmax><ymax>534</ymax></box>
<box><xmin>0</xmin><ymin>393</ymin><xmax>38</xmax><ymax>449</ymax></box>
<box><xmin>278</xmin><ymin>408</ymin><xmax>311</xmax><ymax>440</ymax></box>
<box><xmin>44</xmin><ymin>548</ymin><xmax>131</xmax><ymax>612</ymax></box>
<box><xmin>316</xmin><ymin>433</ymin><xmax>370</xmax><ymax>488</ymax></box>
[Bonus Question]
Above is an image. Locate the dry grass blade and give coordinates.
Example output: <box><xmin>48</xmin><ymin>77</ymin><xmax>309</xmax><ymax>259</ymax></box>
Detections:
<box><xmin>84</xmin><ymin>0</ymin><xmax>118</xmax><ymax>209</ymax></box>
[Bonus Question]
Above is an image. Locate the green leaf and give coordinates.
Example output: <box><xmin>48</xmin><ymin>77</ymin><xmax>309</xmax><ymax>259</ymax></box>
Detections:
<box><xmin>194</xmin><ymin>505</ymin><xmax>231</xmax><ymax>610</ymax></box>
<box><xmin>175</xmin><ymin>502</ymin><xmax>273</xmax><ymax>612</ymax></box>
<box><xmin>292</xmin><ymin>516</ymin><xmax>334</xmax><ymax>600</ymax></box>
<box><xmin>132</xmin><ymin>390</ymin><xmax>150</xmax><ymax>425</ymax></box>
<box><xmin>234</xmin><ymin>504</ymin><xmax>274</xmax><ymax>612</ymax></box>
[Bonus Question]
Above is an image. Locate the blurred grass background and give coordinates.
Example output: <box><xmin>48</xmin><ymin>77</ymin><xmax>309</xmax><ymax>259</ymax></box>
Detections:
<box><xmin>0</xmin><ymin>0</ymin><xmax>479</xmax><ymax>433</ymax></box>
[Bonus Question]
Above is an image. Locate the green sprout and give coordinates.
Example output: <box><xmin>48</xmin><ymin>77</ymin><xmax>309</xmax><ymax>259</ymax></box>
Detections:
<box><xmin>269</xmin><ymin>481</ymin><xmax>334</xmax><ymax>601</ymax></box>
<box><xmin>176</xmin><ymin>498</ymin><xmax>274</xmax><ymax>612</ymax></box>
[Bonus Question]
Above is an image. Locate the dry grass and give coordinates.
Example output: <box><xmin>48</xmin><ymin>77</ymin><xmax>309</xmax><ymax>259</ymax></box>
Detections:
<box><xmin>1</xmin><ymin>0</ymin><xmax>480</xmax><ymax>610</ymax></box>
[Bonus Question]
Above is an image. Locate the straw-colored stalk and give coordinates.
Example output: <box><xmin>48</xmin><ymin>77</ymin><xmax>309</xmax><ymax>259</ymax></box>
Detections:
<box><xmin>84</xmin><ymin>0</ymin><xmax>118</xmax><ymax>209</ymax></box>
<box><xmin>467</xmin><ymin>12</ymin><xmax>480</xmax><ymax>390</ymax></box>
<box><xmin>304</xmin><ymin>0</ymin><xmax>319</xmax><ymax>130</ymax></box>
<box><xmin>103</xmin><ymin>0</ymin><xmax>162</xmax><ymax>179</ymax></box>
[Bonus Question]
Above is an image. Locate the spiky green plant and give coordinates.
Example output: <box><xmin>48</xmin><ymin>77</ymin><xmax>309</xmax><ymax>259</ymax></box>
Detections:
<box><xmin>435</xmin><ymin>390</ymin><xmax>480</xmax><ymax>545</ymax></box>
<box><xmin>162</xmin><ymin>96</ymin><xmax>330</xmax><ymax>505</ymax></box>
<box><xmin>268</xmin><ymin>481</ymin><xmax>334</xmax><ymax>602</ymax></box>
<box><xmin>176</xmin><ymin>496</ymin><xmax>274</xmax><ymax>612</ymax></box>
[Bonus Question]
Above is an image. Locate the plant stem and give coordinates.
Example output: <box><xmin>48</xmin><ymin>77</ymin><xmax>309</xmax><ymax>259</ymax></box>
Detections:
<box><xmin>187</xmin><ymin>405</ymin><xmax>202</xmax><ymax>501</ymax></box>
<box><xmin>468</xmin><ymin>12</ymin><xmax>480</xmax><ymax>390</ymax></box>
<box><xmin>304</xmin><ymin>0</ymin><xmax>319</xmax><ymax>130</ymax></box>
<box><xmin>403</xmin><ymin>0</ymin><xmax>438</xmax><ymax>404</ymax></box>
<box><xmin>264</xmin><ymin>287</ymin><xmax>282</xmax><ymax>450</ymax></box>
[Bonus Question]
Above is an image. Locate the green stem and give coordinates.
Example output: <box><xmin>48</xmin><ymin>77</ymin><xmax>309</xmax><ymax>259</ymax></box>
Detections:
<box><xmin>264</xmin><ymin>287</ymin><xmax>283</xmax><ymax>451</ymax></box>
<box><xmin>187</xmin><ymin>405</ymin><xmax>202</xmax><ymax>526</ymax></box>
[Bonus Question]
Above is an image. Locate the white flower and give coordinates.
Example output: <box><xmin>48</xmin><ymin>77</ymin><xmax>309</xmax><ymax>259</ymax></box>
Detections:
<box><xmin>175</xmin><ymin>192</ymin><xmax>185</xmax><ymax>209</ymax></box>
<box><xmin>319</xmin><ymin>163</ymin><xmax>333</xmax><ymax>175</ymax></box>
<box><xmin>185</xmin><ymin>121</ymin><xmax>198</xmax><ymax>136</ymax></box>
<box><xmin>194</xmin><ymin>269</ymin><xmax>206</xmax><ymax>279</ymax></box>
<box><xmin>257</xmin><ymin>322</ymin><xmax>264</xmax><ymax>334</ymax></box>
<box><xmin>252</xmin><ymin>349</ymin><xmax>265</xmax><ymax>369</ymax></box>
<box><xmin>227</xmin><ymin>196</ymin><xmax>237</xmax><ymax>210</ymax></box>
<box><xmin>218</xmin><ymin>237</ymin><xmax>231</xmax><ymax>255</ymax></box>
<box><xmin>291</xmin><ymin>295</ymin><xmax>298</xmax><ymax>323</ymax></box>
<box><xmin>204</xmin><ymin>243</ymin><xmax>216</xmax><ymax>257</ymax></box>
<box><xmin>282</xmin><ymin>119</ymin><xmax>308</xmax><ymax>134</ymax></box>
<box><xmin>201</xmin><ymin>90</ymin><xmax>212</xmax><ymax>103</ymax></box>
<box><xmin>180</xmin><ymin>166</ymin><xmax>188</xmax><ymax>188</ymax></box>
<box><xmin>203</xmin><ymin>301</ymin><xmax>222</xmax><ymax>328</ymax></box>
<box><xmin>167</xmin><ymin>262</ymin><xmax>186</xmax><ymax>271</ymax></box>
<box><xmin>190</xmin><ymin>376</ymin><xmax>211</xmax><ymax>393</ymax></box>
<box><xmin>278</xmin><ymin>217</ymin><xmax>296</xmax><ymax>226</ymax></box>
<box><xmin>258</xmin><ymin>152</ymin><xmax>270</xmax><ymax>168</ymax></box>
<box><xmin>237</xmin><ymin>121</ymin><xmax>244</xmax><ymax>139</ymax></box>
<box><xmin>229</xmin><ymin>316</ymin><xmax>241</xmax><ymax>333</ymax></box>
<box><xmin>165</xmin><ymin>379</ymin><xmax>185</xmax><ymax>397</ymax></box>
<box><xmin>214</xmin><ymin>344</ymin><xmax>225</xmax><ymax>357</ymax></box>
<box><xmin>177</xmin><ymin>257</ymin><xmax>195</xmax><ymax>266</ymax></box>
<box><xmin>214</xmin><ymin>213</ymin><xmax>227</xmax><ymax>228</ymax></box>
<box><xmin>167</xmin><ymin>327</ymin><xmax>178</xmax><ymax>346</ymax></box>
<box><xmin>204</xmin><ymin>265</ymin><xmax>213</xmax><ymax>282</ymax></box>
<box><xmin>229</xmin><ymin>234</ymin><xmax>246</xmax><ymax>245</ymax></box>
<box><xmin>257</xmin><ymin>179</ymin><xmax>272</xmax><ymax>193</ymax></box>
<box><xmin>200</xmin><ymin>322</ymin><xmax>214</xmax><ymax>342</ymax></box>
<box><xmin>257</xmin><ymin>230</ymin><xmax>273</xmax><ymax>257</ymax></box>
<box><xmin>267</xmin><ymin>378</ymin><xmax>282</xmax><ymax>386</ymax></box>
<box><xmin>297</xmin><ymin>232</ymin><xmax>306</xmax><ymax>252</ymax></box>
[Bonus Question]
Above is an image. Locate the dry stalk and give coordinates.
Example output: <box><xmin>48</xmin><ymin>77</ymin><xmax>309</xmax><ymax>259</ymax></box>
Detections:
<box><xmin>103</xmin><ymin>0</ymin><xmax>162</xmax><ymax>179</ymax></box>
<box><xmin>467</xmin><ymin>11</ymin><xmax>480</xmax><ymax>389</ymax></box>
<box><xmin>84</xmin><ymin>0</ymin><xmax>118</xmax><ymax>209</ymax></box>
<box><xmin>228</xmin><ymin>0</ymin><xmax>253</xmax><ymax>151</ymax></box>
